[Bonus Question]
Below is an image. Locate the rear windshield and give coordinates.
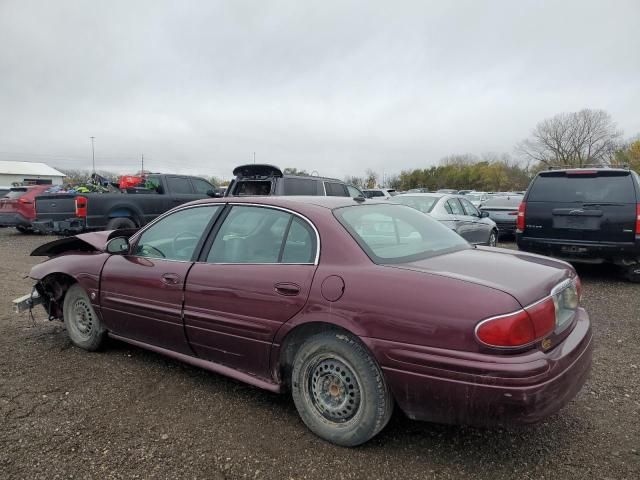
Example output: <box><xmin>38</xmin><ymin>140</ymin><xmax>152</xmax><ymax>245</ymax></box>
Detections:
<box><xmin>363</xmin><ymin>190</ymin><xmax>385</xmax><ymax>198</ymax></box>
<box><xmin>482</xmin><ymin>196</ymin><xmax>523</xmax><ymax>208</ymax></box>
<box><xmin>529</xmin><ymin>172</ymin><xmax>635</xmax><ymax>203</ymax></box>
<box><xmin>233</xmin><ymin>180</ymin><xmax>272</xmax><ymax>196</ymax></box>
<box><xmin>392</xmin><ymin>195</ymin><xmax>438</xmax><ymax>213</ymax></box>
<box><xmin>334</xmin><ymin>204</ymin><xmax>469</xmax><ymax>264</ymax></box>
<box><xmin>5</xmin><ymin>188</ymin><xmax>28</xmax><ymax>199</ymax></box>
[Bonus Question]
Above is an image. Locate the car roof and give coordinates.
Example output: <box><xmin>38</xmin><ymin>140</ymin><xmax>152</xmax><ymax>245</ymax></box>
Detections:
<box><xmin>187</xmin><ymin>195</ymin><xmax>389</xmax><ymax>211</ymax></box>
<box><xmin>538</xmin><ymin>167</ymin><xmax>631</xmax><ymax>175</ymax></box>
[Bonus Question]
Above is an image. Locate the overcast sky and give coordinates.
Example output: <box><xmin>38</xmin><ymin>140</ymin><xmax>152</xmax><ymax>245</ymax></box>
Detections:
<box><xmin>0</xmin><ymin>0</ymin><xmax>638</xmax><ymax>180</ymax></box>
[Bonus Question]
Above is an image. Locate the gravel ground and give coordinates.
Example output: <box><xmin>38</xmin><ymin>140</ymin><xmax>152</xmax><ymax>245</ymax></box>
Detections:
<box><xmin>0</xmin><ymin>228</ymin><xmax>638</xmax><ymax>480</ymax></box>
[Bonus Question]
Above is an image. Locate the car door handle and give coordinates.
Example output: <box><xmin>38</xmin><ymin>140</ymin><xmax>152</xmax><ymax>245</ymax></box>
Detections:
<box><xmin>161</xmin><ymin>273</ymin><xmax>181</xmax><ymax>285</ymax></box>
<box><xmin>274</xmin><ymin>283</ymin><xmax>301</xmax><ymax>296</ymax></box>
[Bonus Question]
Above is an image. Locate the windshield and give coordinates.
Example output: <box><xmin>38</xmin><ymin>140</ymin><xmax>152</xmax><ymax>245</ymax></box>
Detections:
<box><xmin>334</xmin><ymin>203</ymin><xmax>469</xmax><ymax>264</ymax></box>
<box><xmin>392</xmin><ymin>195</ymin><xmax>438</xmax><ymax>213</ymax></box>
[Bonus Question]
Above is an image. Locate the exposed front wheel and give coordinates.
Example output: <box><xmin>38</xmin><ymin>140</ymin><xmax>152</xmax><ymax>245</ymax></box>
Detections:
<box><xmin>63</xmin><ymin>284</ymin><xmax>106</xmax><ymax>351</ymax></box>
<box><xmin>291</xmin><ymin>332</ymin><xmax>393</xmax><ymax>447</ymax></box>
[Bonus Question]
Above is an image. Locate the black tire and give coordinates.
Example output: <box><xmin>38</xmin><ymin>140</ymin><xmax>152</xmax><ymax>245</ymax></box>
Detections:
<box><xmin>487</xmin><ymin>229</ymin><xmax>498</xmax><ymax>247</ymax></box>
<box><xmin>624</xmin><ymin>264</ymin><xmax>640</xmax><ymax>283</ymax></box>
<box><xmin>63</xmin><ymin>284</ymin><xmax>106</xmax><ymax>351</ymax></box>
<box><xmin>16</xmin><ymin>226</ymin><xmax>31</xmax><ymax>234</ymax></box>
<box><xmin>291</xmin><ymin>331</ymin><xmax>393</xmax><ymax>447</ymax></box>
<box><xmin>106</xmin><ymin>217</ymin><xmax>136</xmax><ymax>230</ymax></box>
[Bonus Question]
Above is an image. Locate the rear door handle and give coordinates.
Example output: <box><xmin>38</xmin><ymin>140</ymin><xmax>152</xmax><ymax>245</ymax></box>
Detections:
<box><xmin>161</xmin><ymin>273</ymin><xmax>180</xmax><ymax>285</ymax></box>
<box><xmin>274</xmin><ymin>283</ymin><xmax>301</xmax><ymax>296</ymax></box>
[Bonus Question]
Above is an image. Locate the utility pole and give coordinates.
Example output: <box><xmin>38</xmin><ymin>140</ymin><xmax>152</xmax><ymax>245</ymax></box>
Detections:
<box><xmin>253</xmin><ymin>152</ymin><xmax>256</xmax><ymax>164</ymax></box>
<box><xmin>90</xmin><ymin>136</ymin><xmax>96</xmax><ymax>173</ymax></box>
<box><xmin>141</xmin><ymin>153</ymin><xmax>144</xmax><ymax>174</ymax></box>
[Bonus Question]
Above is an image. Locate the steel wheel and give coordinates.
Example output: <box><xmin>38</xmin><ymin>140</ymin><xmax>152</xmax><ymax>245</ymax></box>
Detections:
<box><xmin>63</xmin><ymin>284</ymin><xmax>106</xmax><ymax>351</ymax></box>
<box><xmin>306</xmin><ymin>355</ymin><xmax>362</xmax><ymax>423</ymax></box>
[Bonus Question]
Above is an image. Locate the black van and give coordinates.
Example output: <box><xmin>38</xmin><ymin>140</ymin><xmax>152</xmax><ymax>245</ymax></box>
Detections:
<box><xmin>516</xmin><ymin>168</ymin><xmax>640</xmax><ymax>281</ymax></box>
<box><xmin>225</xmin><ymin>164</ymin><xmax>362</xmax><ymax>198</ymax></box>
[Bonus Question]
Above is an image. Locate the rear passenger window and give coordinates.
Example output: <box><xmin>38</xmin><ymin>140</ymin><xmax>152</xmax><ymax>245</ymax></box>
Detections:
<box><xmin>446</xmin><ymin>199</ymin><xmax>464</xmax><ymax>215</ymax></box>
<box><xmin>324</xmin><ymin>182</ymin><xmax>348</xmax><ymax>196</ymax></box>
<box><xmin>206</xmin><ymin>206</ymin><xmax>316</xmax><ymax>264</ymax></box>
<box><xmin>167</xmin><ymin>177</ymin><xmax>194</xmax><ymax>194</ymax></box>
<box><xmin>284</xmin><ymin>178</ymin><xmax>318</xmax><ymax>195</ymax></box>
<box><xmin>282</xmin><ymin>217</ymin><xmax>316</xmax><ymax>263</ymax></box>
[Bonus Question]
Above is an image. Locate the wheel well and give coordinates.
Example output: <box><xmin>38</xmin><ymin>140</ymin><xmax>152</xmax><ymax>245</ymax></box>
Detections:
<box><xmin>108</xmin><ymin>209</ymin><xmax>139</xmax><ymax>226</ymax></box>
<box><xmin>277</xmin><ymin>322</ymin><xmax>359</xmax><ymax>390</ymax></box>
<box><xmin>35</xmin><ymin>273</ymin><xmax>77</xmax><ymax>319</ymax></box>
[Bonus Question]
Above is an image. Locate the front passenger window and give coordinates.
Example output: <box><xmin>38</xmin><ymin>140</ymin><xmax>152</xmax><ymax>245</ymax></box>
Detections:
<box><xmin>135</xmin><ymin>206</ymin><xmax>220</xmax><ymax>261</ymax></box>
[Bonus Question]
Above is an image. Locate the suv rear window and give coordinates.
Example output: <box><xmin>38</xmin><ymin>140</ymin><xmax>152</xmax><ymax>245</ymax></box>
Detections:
<box><xmin>233</xmin><ymin>180</ymin><xmax>272</xmax><ymax>195</ymax></box>
<box><xmin>529</xmin><ymin>172</ymin><xmax>635</xmax><ymax>203</ymax></box>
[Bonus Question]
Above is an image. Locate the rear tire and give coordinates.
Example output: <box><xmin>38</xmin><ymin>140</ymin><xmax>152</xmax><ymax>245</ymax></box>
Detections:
<box><xmin>63</xmin><ymin>284</ymin><xmax>106</xmax><ymax>351</ymax></box>
<box><xmin>106</xmin><ymin>217</ymin><xmax>136</xmax><ymax>230</ymax></box>
<box><xmin>487</xmin><ymin>230</ymin><xmax>498</xmax><ymax>247</ymax></box>
<box><xmin>291</xmin><ymin>331</ymin><xmax>393</xmax><ymax>447</ymax></box>
<box><xmin>16</xmin><ymin>226</ymin><xmax>31</xmax><ymax>234</ymax></box>
<box><xmin>624</xmin><ymin>264</ymin><xmax>640</xmax><ymax>283</ymax></box>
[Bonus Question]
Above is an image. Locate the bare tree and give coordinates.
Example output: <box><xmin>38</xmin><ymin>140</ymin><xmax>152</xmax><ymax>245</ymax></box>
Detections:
<box><xmin>517</xmin><ymin>109</ymin><xmax>623</xmax><ymax>168</ymax></box>
<box><xmin>344</xmin><ymin>175</ymin><xmax>365</xmax><ymax>188</ymax></box>
<box><xmin>364</xmin><ymin>169</ymin><xmax>378</xmax><ymax>189</ymax></box>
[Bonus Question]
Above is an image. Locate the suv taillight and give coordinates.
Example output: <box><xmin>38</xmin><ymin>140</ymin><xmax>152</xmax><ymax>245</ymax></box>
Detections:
<box><xmin>636</xmin><ymin>204</ymin><xmax>640</xmax><ymax>236</ymax></box>
<box><xmin>516</xmin><ymin>202</ymin><xmax>526</xmax><ymax>232</ymax></box>
<box><xmin>75</xmin><ymin>196</ymin><xmax>88</xmax><ymax>218</ymax></box>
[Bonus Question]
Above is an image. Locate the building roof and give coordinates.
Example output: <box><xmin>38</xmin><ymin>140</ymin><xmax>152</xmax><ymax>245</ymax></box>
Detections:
<box><xmin>0</xmin><ymin>161</ymin><xmax>65</xmax><ymax>177</ymax></box>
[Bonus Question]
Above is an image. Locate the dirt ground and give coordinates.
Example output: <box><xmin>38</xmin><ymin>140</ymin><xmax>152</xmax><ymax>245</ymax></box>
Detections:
<box><xmin>0</xmin><ymin>228</ymin><xmax>638</xmax><ymax>480</ymax></box>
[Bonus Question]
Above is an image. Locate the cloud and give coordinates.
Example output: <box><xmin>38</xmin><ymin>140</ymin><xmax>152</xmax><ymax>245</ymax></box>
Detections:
<box><xmin>0</xmin><ymin>0</ymin><xmax>638</xmax><ymax>179</ymax></box>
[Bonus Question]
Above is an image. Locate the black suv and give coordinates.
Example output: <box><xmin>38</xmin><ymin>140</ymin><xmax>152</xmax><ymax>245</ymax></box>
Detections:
<box><xmin>516</xmin><ymin>168</ymin><xmax>640</xmax><ymax>282</ymax></box>
<box><xmin>225</xmin><ymin>164</ymin><xmax>363</xmax><ymax>198</ymax></box>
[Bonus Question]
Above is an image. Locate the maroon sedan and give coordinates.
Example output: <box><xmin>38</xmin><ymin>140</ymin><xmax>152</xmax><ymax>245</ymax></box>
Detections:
<box><xmin>17</xmin><ymin>196</ymin><xmax>592</xmax><ymax>446</ymax></box>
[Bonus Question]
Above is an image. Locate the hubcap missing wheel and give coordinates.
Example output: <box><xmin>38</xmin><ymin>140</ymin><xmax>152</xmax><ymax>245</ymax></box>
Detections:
<box><xmin>308</xmin><ymin>357</ymin><xmax>361</xmax><ymax>422</ymax></box>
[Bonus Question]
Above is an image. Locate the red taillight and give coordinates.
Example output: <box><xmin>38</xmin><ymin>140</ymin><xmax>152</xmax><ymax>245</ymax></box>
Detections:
<box><xmin>636</xmin><ymin>204</ymin><xmax>640</xmax><ymax>235</ymax></box>
<box><xmin>476</xmin><ymin>298</ymin><xmax>556</xmax><ymax>348</ymax></box>
<box><xmin>476</xmin><ymin>310</ymin><xmax>535</xmax><ymax>347</ymax></box>
<box><xmin>75</xmin><ymin>196</ymin><xmax>88</xmax><ymax>218</ymax></box>
<box><xmin>516</xmin><ymin>202</ymin><xmax>526</xmax><ymax>231</ymax></box>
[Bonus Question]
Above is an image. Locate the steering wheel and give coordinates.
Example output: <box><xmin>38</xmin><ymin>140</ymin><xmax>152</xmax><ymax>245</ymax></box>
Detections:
<box><xmin>172</xmin><ymin>231</ymin><xmax>200</xmax><ymax>258</ymax></box>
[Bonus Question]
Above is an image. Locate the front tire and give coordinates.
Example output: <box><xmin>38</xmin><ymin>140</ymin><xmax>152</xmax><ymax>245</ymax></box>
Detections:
<box><xmin>291</xmin><ymin>331</ymin><xmax>393</xmax><ymax>447</ymax></box>
<box><xmin>63</xmin><ymin>284</ymin><xmax>106</xmax><ymax>351</ymax></box>
<box><xmin>487</xmin><ymin>230</ymin><xmax>497</xmax><ymax>247</ymax></box>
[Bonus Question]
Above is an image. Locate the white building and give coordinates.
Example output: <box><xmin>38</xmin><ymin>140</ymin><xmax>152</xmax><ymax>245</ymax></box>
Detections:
<box><xmin>0</xmin><ymin>161</ymin><xmax>65</xmax><ymax>187</ymax></box>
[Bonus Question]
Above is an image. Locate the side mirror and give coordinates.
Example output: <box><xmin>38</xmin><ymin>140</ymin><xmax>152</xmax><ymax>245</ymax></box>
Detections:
<box><xmin>480</xmin><ymin>211</ymin><xmax>490</xmax><ymax>218</ymax></box>
<box><xmin>206</xmin><ymin>189</ymin><xmax>222</xmax><ymax>198</ymax></box>
<box><xmin>106</xmin><ymin>237</ymin><xmax>130</xmax><ymax>254</ymax></box>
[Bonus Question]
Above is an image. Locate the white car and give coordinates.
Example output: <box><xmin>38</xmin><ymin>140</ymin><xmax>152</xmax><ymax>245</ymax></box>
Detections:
<box><xmin>362</xmin><ymin>188</ymin><xmax>397</xmax><ymax>199</ymax></box>
<box><xmin>464</xmin><ymin>192</ymin><xmax>489</xmax><ymax>208</ymax></box>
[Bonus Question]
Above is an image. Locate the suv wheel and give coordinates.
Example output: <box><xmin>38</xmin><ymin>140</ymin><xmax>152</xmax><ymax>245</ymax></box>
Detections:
<box><xmin>624</xmin><ymin>264</ymin><xmax>640</xmax><ymax>283</ymax></box>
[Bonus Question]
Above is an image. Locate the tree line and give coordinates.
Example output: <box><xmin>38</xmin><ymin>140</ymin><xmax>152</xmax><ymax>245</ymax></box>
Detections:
<box><xmin>56</xmin><ymin>108</ymin><xmax>638</xmax><ymax>192</ymax></box>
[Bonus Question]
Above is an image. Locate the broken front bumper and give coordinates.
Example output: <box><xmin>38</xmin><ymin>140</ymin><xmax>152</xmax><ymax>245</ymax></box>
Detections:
<box><xmin>12</xmin><ymin>291</ymin><xmax>43</xmax><ymax>314</ymax></box>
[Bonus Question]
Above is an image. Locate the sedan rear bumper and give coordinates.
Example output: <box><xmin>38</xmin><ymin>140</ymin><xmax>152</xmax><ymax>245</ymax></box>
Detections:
<box><xmin>364</xmin><ymin>309</ymin><xmax>592</xmax><ymax>426</ymax></box>
<box><xmin>0</xmin><ymin>212</ymin><xmax>31</xmax><ymax>227</ymax></box>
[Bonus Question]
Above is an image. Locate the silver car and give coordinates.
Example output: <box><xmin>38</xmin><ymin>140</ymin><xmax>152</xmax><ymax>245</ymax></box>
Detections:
<box><xmin>392</xmin><ymin>193</ymin><xmax>498</xmax><ymax>246</ymax></box>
